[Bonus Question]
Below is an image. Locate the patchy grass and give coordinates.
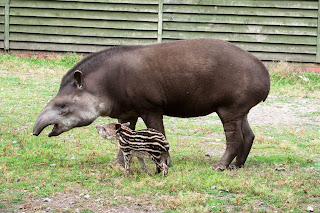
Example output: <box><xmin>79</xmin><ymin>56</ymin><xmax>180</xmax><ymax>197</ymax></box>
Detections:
<box><xmin>0</xmin><ymin>53</ymin><xmax>81</xmax><ymax>78</ymax></box>
<box><xmin>267</xmin><ymin>61</ymin><xmax>320</xmax><ymax>98</ymax></box>
<box><xmin>0</xmin><ymin>54</ymin><xmax>319</xmax><ymax>212</ymax></box>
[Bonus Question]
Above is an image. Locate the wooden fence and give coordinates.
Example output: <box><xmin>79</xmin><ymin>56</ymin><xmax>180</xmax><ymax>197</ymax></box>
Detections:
<box><xmin>1</xmin><ymin>0</ymin><xmax>320</xmax><ymax>63</ymax></box>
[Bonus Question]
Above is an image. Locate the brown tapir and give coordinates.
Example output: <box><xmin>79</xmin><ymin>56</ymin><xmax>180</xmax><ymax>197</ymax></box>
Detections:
<box><xmin>33</xmin><ymin>39</ymin><xmax>270</xmax><ymax>170</ymax></box>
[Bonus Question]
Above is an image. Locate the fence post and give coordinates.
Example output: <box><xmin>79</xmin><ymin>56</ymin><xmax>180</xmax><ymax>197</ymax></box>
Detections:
<box><xmin>157</xmin><ymin>0</ymin><xmax>163</xmax><ymax>43</ymax></box>
<box><xmin>317</xmin><ymin>0</ymin><xmax>320</xmax><ymax>63</ymax></box>
<box><xmin>4</xmin><ymin>0</ymin><xmax>10</xmax><ymax>50</ymax></box>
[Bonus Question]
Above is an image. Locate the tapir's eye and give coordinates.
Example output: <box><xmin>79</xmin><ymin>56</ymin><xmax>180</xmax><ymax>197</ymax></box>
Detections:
<box><xmin>59</xmin><ymin>104</ymin><xmax>67</xmax><ymax>110</ymax></box>
<box><xmin>58</xmin><ymin>104</ymin><xmax>68</xmax><ymax>115</ymax></box>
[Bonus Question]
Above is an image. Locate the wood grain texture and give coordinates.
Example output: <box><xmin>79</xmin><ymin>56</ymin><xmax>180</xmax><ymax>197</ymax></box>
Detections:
<box><xmin>1</xmin><ymin>0</ymin><xmax>319</xmax><ymax>63</ymax></box>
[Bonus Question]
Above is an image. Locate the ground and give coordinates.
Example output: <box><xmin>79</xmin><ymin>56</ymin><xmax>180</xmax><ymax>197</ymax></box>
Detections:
<box><xmin>13</xmin><ymin>188</ymin><xmax>162</xmax><ymax>213</ymax></box>
<box><xmin>249</xmin><ymin>96</ymin><xmax>320</xmax><ymax>126</ymax></box>
<box><xmin>10</xmin><ymin>95</ymin><xmax>320</xmax><ymax>213</ymax></box>
<box><xmin>0</xmin><ymin>55</ymin><xmax>319</xmax><ymax>213</ymax></box>
<box><xmin>204</xmin><ymin>95</ymin><xmax>320</xmax><ymax>160</ymax></box>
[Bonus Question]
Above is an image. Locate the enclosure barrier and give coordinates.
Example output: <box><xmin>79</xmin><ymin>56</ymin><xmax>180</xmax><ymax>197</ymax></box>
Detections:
<box><xmin>0</xmin><ymin>0</ymin><xmax>320</xmax><ymax>63</ymax></box>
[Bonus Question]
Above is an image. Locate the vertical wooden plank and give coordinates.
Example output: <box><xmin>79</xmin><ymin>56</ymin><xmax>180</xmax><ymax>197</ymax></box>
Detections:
<box><xmin>317</xmin><ymin>0</ymin><xmax>320</xmax><ymax>62</ymax></box>
<box><xmin>157</xmin><ymin>0</ymin><xmax>163</xmax><ymax>43</ymax></box>
<box><xmin>4</xmin><ymin>0</ymin><xmax>9</xmax><ymax>50</ymax></box>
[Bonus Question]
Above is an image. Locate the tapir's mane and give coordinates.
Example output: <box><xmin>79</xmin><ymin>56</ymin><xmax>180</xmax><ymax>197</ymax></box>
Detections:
<box><xmin>60</xmin><ymin>45</ymin><xmax>142</xmax><ymax>86</ymax></box>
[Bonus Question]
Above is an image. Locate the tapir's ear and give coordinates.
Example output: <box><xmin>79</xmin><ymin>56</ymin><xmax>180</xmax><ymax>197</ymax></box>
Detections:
<box><xmin>74</xmin><ymin>70</ymin><xmax>83</xmax><ymax>90</ymax></box>
<box><xmin>115</xmin><ymin>123</ymin><xmax>121</xmax><ymax>131</ymax></box>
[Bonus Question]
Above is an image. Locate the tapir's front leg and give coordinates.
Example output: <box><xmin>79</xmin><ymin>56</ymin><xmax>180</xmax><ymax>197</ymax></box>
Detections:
<box><xmin>111</xmin><ymin>117</ymin><xmax>138</xmax><ymax>166</ymax></box>
<box><xmin>141</xmin><ymin>113</ymin><xmax>165</xmax><ymax>135</ymax></box>
<box><xmin>141</xmin><ymin>113</ymin><xmax>171</xmax><ymax>166</ymax></box>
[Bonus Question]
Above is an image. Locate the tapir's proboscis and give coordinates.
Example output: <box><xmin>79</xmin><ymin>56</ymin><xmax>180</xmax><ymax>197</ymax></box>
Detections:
<box><xmin>33</xmin><ymin>39</ymin><xmax>270</xmax><ymax>170</ymax></box>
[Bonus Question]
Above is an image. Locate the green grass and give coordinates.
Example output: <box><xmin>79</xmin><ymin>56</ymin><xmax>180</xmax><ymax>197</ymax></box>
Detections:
<box><xmin>268</xmin><ymin>61</ymin><xmax>320</xmax><ymax>98</ymax></box>
<box><xmin>0</xmin><ymin>53</ymin><xmax>320</xmax><ymax>212</ymax></box>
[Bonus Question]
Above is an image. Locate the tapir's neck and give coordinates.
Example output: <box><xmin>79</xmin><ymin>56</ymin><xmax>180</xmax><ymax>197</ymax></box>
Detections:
<box><xmin>97</xmin><ymin>96</ymin><xmax>115</xmax><ymax>117</ymax></box>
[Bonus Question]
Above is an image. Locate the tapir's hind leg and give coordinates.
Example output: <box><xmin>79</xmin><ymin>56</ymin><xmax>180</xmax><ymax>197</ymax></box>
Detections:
<box><xmin>141</xmin><ymin>113</ymin><xmax>165</xmax><ymax>135</ymax></box>
<box><xmin>229</xmin><ymin>114</ymin><xmax>255</xmax><ymax>169</ymax></box>
<box><xmin>213</xmin><ymin>108</ymin><xmax>246</xmax><ymax>171</ymax></box>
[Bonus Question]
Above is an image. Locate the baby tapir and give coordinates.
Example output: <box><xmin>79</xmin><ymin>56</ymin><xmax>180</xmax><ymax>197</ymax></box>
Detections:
<box><xmin>96</xmin><ymin>123</ymin><xmax>169</xmax><ymax>176</ymax></box>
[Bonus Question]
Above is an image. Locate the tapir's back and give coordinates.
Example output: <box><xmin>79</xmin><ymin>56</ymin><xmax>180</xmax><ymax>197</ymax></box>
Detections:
<box><xmin>119</xmin><ymin>39</ymin><xmax>270</xmax><ymax>117</ymax></box>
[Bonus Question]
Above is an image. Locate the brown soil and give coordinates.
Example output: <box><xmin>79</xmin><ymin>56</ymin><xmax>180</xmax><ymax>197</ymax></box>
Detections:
<box><xmin>12</xmin><ymin>188</ymin><xmax>162</xmax><ymax>213</ymax></box>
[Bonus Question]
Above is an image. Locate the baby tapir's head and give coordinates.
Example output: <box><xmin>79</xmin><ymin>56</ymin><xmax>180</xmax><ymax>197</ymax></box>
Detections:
<box><xmin>96</xmin><ymin>123</ymin><xmax>118</xmax><ymax>140</ymax></box>
<box><xmin>95</xmin><ymin>122</ymin><xmax>130</xmax><ymax>140</ymax></box>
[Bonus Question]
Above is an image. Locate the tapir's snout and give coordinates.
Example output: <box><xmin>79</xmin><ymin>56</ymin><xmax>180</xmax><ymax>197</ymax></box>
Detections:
<box><xmin>33</xmin><ymin>131</ymin><xmax>40</xmax><ymax>136</ymax></box>
<box><xmin>33</xmin><ymin>95</ymin><xmax>100</xmax><ymax>137</ymax></box>
<box><xmin>33</xmin><ymin>114</ymin><xmax>55</xmax><ymax>137</ymax></box>
<box><xmin>33</xmin><ymin>104</ymin><xmax>64</xmax><ymax>137</ymax></box>
<box><xmin>33</xmin><ymin>109</ymin><xmax>71</xmax><ymax>137</ymax></box>
<box><xmin>33</xmin><ymin>116</ymin><xmax>67</xmax><ymax>137</ymax></box>
<box><xmin>33</xmin><ymin>116</ymin><xmax>47</xmax><ymax>136</ymax></box>
<box><xmin>33</xmin><ymin>123</ymin><xmax>40</xmax><ymax>136</ymax></box>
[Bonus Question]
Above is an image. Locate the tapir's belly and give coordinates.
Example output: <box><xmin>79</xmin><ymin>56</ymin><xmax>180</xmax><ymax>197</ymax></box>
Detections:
<box><xmin>162</xmin><ymin>100</ymin><xmax>217</xmax><ymax>117</ymax></box>
<box><xmin>164</xmin><ymin>106</ymin><xmax>216</xmax><ymax>118</ymax></box>
<box><xmin>161</xmin><ymin>92</ymin><xmax>222</xmax><ymax>118</ymax></box>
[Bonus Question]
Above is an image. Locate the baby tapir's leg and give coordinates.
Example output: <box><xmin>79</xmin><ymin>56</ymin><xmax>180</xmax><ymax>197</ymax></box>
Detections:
<box><xmin>153</xmin><ymin>157</ymin><xmax>162</xmax><ymax>174</ymax></box>
<box><xmin>123</xmin><ymin>152</ymin><xmax>132</xmax><ymax>175</ymax></box>
<box><xmin>160</xmin><ymin>157</ymin><xmax>168</xmax><ymax>177</ymax></box>
<box><xmin>161</xmin><ymin>163</ymin><xmax>168</xmax><ymax>177</ymax></box>
<box><xmin>137</xmin><ymin>157</ymin><xmax>150</xmax><ymax>175</ymax></box>
<box><xmin>156</xmin><ymin>164</ymin><xmax>161</xmax><ymax>175</ymax></box>
<box><xmin>154</xmin><ymin>156</ymin><xmax>168</xmax><ymax>177</ymax></box>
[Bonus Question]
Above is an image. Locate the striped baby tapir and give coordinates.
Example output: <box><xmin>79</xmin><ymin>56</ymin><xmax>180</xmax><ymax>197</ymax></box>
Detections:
<box><xmin>96</xmin><ymin>122</ymin><xmax>170</xmax><ymax>176</ymax></box>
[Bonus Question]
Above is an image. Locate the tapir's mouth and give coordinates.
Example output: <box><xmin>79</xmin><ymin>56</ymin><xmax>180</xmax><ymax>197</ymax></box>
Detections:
<box><xmin>33</xmin><ymin>122</ymin><xmax>64</xmax><ymax>137</ymax></box>
<box><xmin>48</xmin><ymin>124</ymin><xmax>65</xmax><ymax>137</ymax></box>
<box><xmin>49</xmin><ymin>124</ymin><xmax>58</xmax><ymax>137</ymax></box>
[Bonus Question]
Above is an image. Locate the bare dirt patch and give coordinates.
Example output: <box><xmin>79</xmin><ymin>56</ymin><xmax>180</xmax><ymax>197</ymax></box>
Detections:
<box><xmin>12</xmin><ymin>188</ymin><xmax>162</xmax><ymax>213</ymax></box>
<box><xmin>187</xmin><ymin>96</ymin><xmax>320</xmax><ymax>128</ymax></box>
<box><xmin>248</xmin><ymin>96</ymin><xmax>320</xmax><ymax>127</ymax></box>
<box><xmin>203</xmin><ymin>96</ymin><xmax>320</xmax><ymax>158</ymax></box>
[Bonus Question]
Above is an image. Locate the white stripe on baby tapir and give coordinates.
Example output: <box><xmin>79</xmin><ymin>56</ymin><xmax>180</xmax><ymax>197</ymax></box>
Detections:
<box><xmin>96</xmin><ymin>123</ymin><xmax>169</xmax><ymax>176</ymax></box>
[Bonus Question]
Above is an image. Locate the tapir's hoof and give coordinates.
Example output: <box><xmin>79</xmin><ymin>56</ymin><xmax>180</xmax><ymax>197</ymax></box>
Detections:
<box><xmin>162</xmin><ymin>170</ymin><xmax>168</xmax><ymax>177</ymax></box>
<box><xmin>162</xmin><ymin>164</ymin><xmax>168</xmax><ymax>177</ymax></box>
<box><xmin>228</xmin><ymin>163</ymin><xmax>244</xmax><ymax>170</ymax></box>
<box><xmin>124</xmin><ymin>171</ymin><xmax>131</xmax><ymax>177</ymax></box>
<box><xmin>108</xmin><ymin>158</ymin><xmax>124</xmax><ymax>167</ymax></box>
<box><xmin>212</xmin><ymin>164</ymin><xmax>227</xmax><ymax>171</ymax></box>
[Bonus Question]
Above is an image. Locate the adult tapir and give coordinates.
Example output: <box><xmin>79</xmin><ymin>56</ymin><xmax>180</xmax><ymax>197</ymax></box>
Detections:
<box><xmin>33</xmin><ymin>39</ymin><xmax>270</xmax><ymax>170</ymax></box>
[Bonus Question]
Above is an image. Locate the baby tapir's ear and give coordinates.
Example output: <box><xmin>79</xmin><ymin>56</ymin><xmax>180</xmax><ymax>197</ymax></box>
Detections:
<box><xmin>96</xmin><ymin>125</ymin><xmax>105</xmax><ymax>132</ymax></box>
<box><xmin>115</xmin><ymin>123</ymin><xmax>122</xmax><ymax>131</ymax></box>
<box><xmin>95</xmin><ymin>126</ymin><xmax>106</xmax><ymax>137</ymax></box>
<box><xmin>123</xmin><ymin>122</ymin><xmax>130</xmax><ymax>127</ymax></box>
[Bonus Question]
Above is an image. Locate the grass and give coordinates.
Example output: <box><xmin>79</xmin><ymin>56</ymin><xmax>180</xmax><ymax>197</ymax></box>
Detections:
<box><xmin>0</xmin><ymin>53</ymin><xmax>320</xmax><ymax>212</ymax></box>
<box><xmin>267</xmin><ymin>61</ymin><xmax>320</xmax><ymax>99</ymax></box>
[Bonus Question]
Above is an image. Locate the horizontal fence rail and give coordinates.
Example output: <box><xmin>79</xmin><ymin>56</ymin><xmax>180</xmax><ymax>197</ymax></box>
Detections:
<box><xmin>0</xmin><ymin>0</ymin><xmax>320</xmax><ymax>63</ymax></box>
